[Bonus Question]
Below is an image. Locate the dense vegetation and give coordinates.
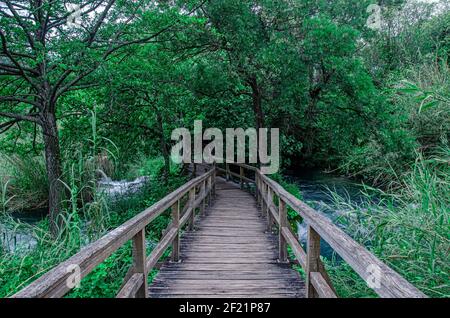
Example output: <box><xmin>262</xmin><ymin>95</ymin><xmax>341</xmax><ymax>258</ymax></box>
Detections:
<box><xmin>0</xmin><ymin>0</ymin><xmax>448</xmax><ymax>297</ymax></box>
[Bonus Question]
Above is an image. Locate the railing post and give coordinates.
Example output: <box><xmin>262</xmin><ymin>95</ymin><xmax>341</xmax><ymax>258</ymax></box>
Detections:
<box><xmin>132</xmin><ymin>229</ymin><xmax>148</xmax><ymax>298</ymax></box>
<box><xmin>306</xmin><ymin>225</ymin><xmax>321</xmax><ymax>298</ymax></box>
<box><xmin>171</xmin><ymin>200</ymin><xmax>180</xmax><ymax>263</ymax></box>
<box><xmin>255</xmin><ymin>173</ymin><xmax>259</xmax><ymax>203</ymax></box>
<box><xmin>266</xmin><ymin>187</ymin><xmax>273</xmax><ymax>233</ymax></box>
<box><xmin>240</xmin><ymin>166</ymin><xmax>244</xmax><ymax>189</ymax></box>
<box><xmin>200</xmin><ymin>179</ymin><xmax>206</xmax><ymax>216</ymax></box>
<box><xmin>260</xmin><ymin>181</ymin><xmax>266</xmax><ymax>217</ymax></box>
<box><xmin>188</xmin><ymin>187</ymin><xmax>195</xmax><ymax>231</ymax></box>
<box><xmin>192</xmin><ymin>163</ymin><xmax>197</xmax><ymax>178</ymax></box>
<box><xmin>225</xmin><ymin>163</ymin><xmax>230</xmax><ymax>181</ymax></box>
<box><xmin>212</xmin><ymin>164</ymin><xmax>216</xmax><ymax>198</ymax></box>
<box><xmin>207</xmin><ymin>175</ymin><xmax>212</xmax><ymax>207</ymax></box>
<box><xmin>278</xmin><ymin>198</ymin><xmax>288</xmax><ymax>263</ymax></box>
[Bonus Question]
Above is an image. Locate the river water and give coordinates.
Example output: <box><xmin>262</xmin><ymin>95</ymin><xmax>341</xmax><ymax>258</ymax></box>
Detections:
<box><xmin>285</xmin><ymin>169</ymin><xmax>368</xmax><ymax>260</ymax></box>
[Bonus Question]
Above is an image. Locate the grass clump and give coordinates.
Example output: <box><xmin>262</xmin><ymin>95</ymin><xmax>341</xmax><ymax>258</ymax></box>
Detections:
<box><xmin>0</xmin><ymin>155</ymin><xmax>48</xmax><ymax>213</ymax></box>
<box><xmin>326</xmin><ymin>148</ymin><xmax>450</xmax><ymax>297</ymax></box>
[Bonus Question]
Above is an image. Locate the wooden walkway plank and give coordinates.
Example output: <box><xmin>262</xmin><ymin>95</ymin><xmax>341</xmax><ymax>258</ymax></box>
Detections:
<box><xmin>149</xmin><ymin>178</ymin><xmax>305</xmax><ymax>298</ymax></box>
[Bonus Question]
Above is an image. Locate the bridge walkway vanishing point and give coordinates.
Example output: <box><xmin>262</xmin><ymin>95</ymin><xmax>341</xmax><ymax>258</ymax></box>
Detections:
<box><xmin>11</xmin><ymin>163</ymin><xmax>427</xmax><ymax>298</ymax></box>
<box><xmin>149</xmin><ymin>178</ymin><xmax>304</xmax><ymax>298</ymax></box>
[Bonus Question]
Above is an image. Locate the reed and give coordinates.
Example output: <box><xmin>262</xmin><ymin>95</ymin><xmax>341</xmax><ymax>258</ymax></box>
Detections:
<box><xmin>326</xmin><ymin>148</ymin><xmax>450</xmax><ymax>297</ymax></box>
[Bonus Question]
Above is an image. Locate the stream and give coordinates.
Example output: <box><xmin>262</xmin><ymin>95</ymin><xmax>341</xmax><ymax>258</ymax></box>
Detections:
<box><xmin>285</xmin><ymin>168</ymin><xmax>368</xmax><ymax>260</ymax></box>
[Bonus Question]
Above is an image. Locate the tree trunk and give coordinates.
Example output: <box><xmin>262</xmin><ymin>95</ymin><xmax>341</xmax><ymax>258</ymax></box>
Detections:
<box><xmin>248</xmin><ymin>75</ymin><xmax>265</xmax><ymax>130</ymax></box>
<box><xmin>156</xmin><ymin>111</ymin><xmax>170</xmax><ymax>178</ymax></box>
<box><xmin>41</xmin><ymin>111</ymin><xmax>64</xmax><ymax>236</ymax></box>
<box><xmin>304</xmin><ymin>99</ymin><xmax>318</xmax><ymax>159</ymax></box>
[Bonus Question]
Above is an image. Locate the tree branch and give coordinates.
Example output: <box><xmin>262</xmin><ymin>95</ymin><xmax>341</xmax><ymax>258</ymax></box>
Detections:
<box><xmin>0</xmin><ymin>111</ymin><xmax>41</xmax><ymax>124</ymax></box>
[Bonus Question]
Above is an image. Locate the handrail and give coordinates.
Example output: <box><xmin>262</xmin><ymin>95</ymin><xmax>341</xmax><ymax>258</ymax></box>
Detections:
<box><xmin>218</xmin><ymin>162</ymin><xmax>427</xmax><ymax>298</ymax></box>
<box><xmin>12</xmin><ymin>161</ymin><xmax>427</xmax><ymax>298</ymax></box>
<box><xmin>12</xmin><ymin>169</ymin><xmax>216</xmax><ymax>298</ymax></box>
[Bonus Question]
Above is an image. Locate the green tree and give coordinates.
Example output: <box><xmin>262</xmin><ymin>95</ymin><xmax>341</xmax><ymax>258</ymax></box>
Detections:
<box><xmin>0</xmin><ymin>0</ymin><xmax>189</xmax><ymax>234</ymax></box>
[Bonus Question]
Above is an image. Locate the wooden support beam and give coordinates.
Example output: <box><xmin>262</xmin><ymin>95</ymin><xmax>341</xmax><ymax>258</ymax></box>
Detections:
<box><xmin>260</xmin><ymin>180</ymin><xmax>265</xmax><ymax>216</ymax></box>
<box><xmin>188</xmin><ymin>188</ymin><xmax>195</xmax><ymax>231</ymax></box>
<box><xmin>212</xmin><ymin>164</ymin><xmax>216</xmax><ymax>198</ymax></box>
<box><xmin>306</xmin><ymin>225</ymin><xmax>320</xmax><ymax>298</ymax></box>
<box><xmin>278</xmin><ymin>198</ymin><xmax>288</xmax><ymax>263</ymax></box>
<box><xmin>146</xmin><ymin>227</ymin><xmax>178</xmax><ymax>274</ymax></box>
<box><xmin>116</xmin><ymin>273</ymin><xmax>144</xmax><ymax>298</ymax></box>
<box><xmin>200</xmin><ymin>180</ymin><xmax>206</xmax><ymax>216</ymax></box>
<box><xmin>171</xmin><ymin>201</ymin><xmax>180</xmax><ymax>262</ymax></box>
<box><xmin>255</xmin><ymin>174</ymin><xmax>260</xmax><ymax>206</ymax></box>
<box><xmin>207</xmin><ymin>175</ymin><xmax>212</xmax><ymax>207</ymax></box>
<box><xmin>132</xmin><ymin>229</ymin><xmax>148</xmax><ymax>298</ymax></box>
<box><xmin>266</xmin><ymin>187</ymin><xmax>273</xmax><ymax>233</ymax></box>
<box><xmin>282</xmin><ymin>227</ymin><xmax>306</xmax><ymax>269</ymax></box>
<box><xmin>310</xmin><ymin>272</ymin><xmax>337</xmax><ymax>298</ymax></box>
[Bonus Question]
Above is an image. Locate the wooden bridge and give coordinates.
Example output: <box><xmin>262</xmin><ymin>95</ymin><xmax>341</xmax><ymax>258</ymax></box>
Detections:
<box><xmin>12</xmin><ymin>163</ymin><xmax>426</xmax><ymax>298</ymax></box>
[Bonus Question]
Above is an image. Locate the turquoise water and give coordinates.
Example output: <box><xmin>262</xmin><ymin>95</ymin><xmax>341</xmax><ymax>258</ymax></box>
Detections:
<box><xmin>285</xmin><ymin>169</ymin><xmax>369</xmax><ymax>260</ymax></box>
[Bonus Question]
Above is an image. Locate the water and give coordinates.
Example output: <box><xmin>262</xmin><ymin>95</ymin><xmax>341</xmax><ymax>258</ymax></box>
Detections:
<box><xmin>0</xmin><ymin>208</ymin><xmax>46</xmax><ymax>253</ymax></box>
<box><xmin>285</xmin><ymin>169</ymin><xmax>368</xmax><ymax>260</ymax></box>
<box><xmin>0</xmin><ymin>175</ymin><xmax>150</xmax><ymax>253</ymax></box>
<box><xmin>97</xmin><ymin>176</ymin><xmax>150</xmax><ymax>199</ymax></box>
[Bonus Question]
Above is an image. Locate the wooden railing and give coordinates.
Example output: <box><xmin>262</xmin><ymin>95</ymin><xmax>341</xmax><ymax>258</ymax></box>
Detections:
<box><xmin>217</xmin><ymin>162</ymin><xmax>427</xmax><ymax>298</ymax></box>
<box><xmin>12</xmin><ymin>169</ymin><xmax>216</xmax><ymax>298</ymax></box>
<box><xmin>12</xmin><ymin>161</ymin><xmax>426</xmax><ymax>298</ymax></box>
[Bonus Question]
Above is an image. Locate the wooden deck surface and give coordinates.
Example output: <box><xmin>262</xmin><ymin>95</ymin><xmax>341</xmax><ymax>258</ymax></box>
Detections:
<box><xmin>149</xmin><ymin>178</ymin><xmax>305</xmax><ymax>298</ymax></box>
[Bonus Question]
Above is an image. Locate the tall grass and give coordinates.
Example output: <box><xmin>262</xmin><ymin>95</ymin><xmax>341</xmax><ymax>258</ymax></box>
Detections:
<box><xmin>0</xmin><ymin>155</ymin><xmax>48</xmax><ymax>212</ymax></box>
<box><xmin>327</xmin><ymin>148</ymin><xmax>450</xmax><ymax>297</ymax></box>
<box><xmin>340</xmin><ymin>59</ymin><xmax>449</xmax><ymax>186</ymax></box>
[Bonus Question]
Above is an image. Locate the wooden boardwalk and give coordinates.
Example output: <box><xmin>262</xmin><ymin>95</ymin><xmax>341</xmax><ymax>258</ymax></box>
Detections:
<box><xmin>149</xmin><ymin>178</ymin><xmax>305</xmax><ymax>298</ymax></box>
<box><xmin>12</xmin><ymin>163</ymin><xmax>426</xmax><ymax>298</ymax></box>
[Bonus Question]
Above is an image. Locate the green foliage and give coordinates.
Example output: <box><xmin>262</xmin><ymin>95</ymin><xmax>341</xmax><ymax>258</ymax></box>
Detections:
<box><xmin>0</xmin><ymin>155</ymin><xmax>48</xmax><ymax>212</ymax></box>
<box><xmin>126</xmin><ymin>156</ymin><xmax>181</xmax><ymax>181</ymax></box>
<box><xmin>328</xmin><ymin>148</ymin><xmax>450</xmax><ymax>297</ymax></box>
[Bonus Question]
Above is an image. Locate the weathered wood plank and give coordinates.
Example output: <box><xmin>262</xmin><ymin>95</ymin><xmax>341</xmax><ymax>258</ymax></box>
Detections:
<box><xmin>116</xmin><ymin>273</ymin><xmax>144</xmax><ymax>298</ymax></box>
<box><xmin>131</xmin><ymin>229</ymin><xmax>148</xmax><ymax>298</ymax></box>
<box><xmin>145</xmin><ymin>227</ymin><xmax>178</xmax><ymax>274</ymax></box>
<box><xmin>310</xmin><ymin>272</ymin><xmax>337</xmax><ymax>298</ymax></box>
<box><xmin>282</xmin><ymin>227</ymin><xmax>307</xmax><ymax>269</ymax></box>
